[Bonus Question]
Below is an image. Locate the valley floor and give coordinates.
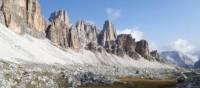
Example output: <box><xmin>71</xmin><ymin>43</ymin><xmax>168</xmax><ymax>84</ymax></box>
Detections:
<box><xmin>0</xmin><ymin>59</ymin><xmax>176</xmax><ymax>88</ymax></box>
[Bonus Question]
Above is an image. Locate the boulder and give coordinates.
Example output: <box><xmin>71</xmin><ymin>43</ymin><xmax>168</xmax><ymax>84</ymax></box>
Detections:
<box><xmin>98</xmin><ymin>20</ymin><xmax>117</xmax><ymax>46</ymax></box>
<box><xmin>46</xmin><ymin>10</ymin><xmax>70</xmax><ymax>48</ymax></box>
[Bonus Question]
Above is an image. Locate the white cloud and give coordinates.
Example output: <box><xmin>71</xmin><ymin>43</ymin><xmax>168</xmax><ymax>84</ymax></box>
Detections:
<box><xmin>170</xmin><ymin>38</ymin><xmax>196</xmax><ymax>54</ymax></box>
<box><xmin>106</xmin><ymin>8</ymin><xmax>121</xmax><ymax>20</ymax></box>
<box><xmin>118</xmin><ymin>27</ymin><xmax>144</xmax><ymax>41</ymax></box>
<box><xmin>170</xmin><ymin>38</ymin><xmax>198</xmax><ymax>62</ymax></box>
<box><xmin>149</xmin><ymin>42</ymin><xmax>158</xmax><ymax>51</ymax></box>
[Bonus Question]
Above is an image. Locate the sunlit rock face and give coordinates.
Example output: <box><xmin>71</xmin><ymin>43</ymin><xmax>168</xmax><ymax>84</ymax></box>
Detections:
<box><xmin>76</xmin><ymin>20</ymin><xmax>100</xmax><ymax>47</ymax></box>
<box><xmin>98</xmin><ymin>20</ymin><xmax>117</xmax><ymax>46</ymax></box>
<box><xmin>0</xmin><ymin>0</ymin><xmax>160</xmax><ymax>61</ymax></box>
<box><xmin>68</xmin><ymin>26</ymin><xmax>81</xmax><ymax>49</ymax></box>
<box><xmin>116</xmin><ymin>34</ymin><xmax>139</xmax><ymax>59</ymax></box>
<box><xmin>46</xmin><ymin>10</ymin><xmax>70</xmax><ymax>48</ymax></box>
<box><xmin>116</xmin><ymin>34</ymin><xmax>136</xmax><ymax>52</ymax></box>
<box><xmin>0</xmin><ymin>0</ymin><xmax>47</xmax><ymax>38</ymax></box>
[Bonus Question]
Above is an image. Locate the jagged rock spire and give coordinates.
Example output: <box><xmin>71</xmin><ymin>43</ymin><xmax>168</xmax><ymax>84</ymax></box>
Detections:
<box><xmin>46</xmin><ymin>9</ymin><xmax>70</xmax><ymax>48</ymax></box>
<box><xmin>49</xmin><ymin>9</ymin><xmax>70</xmax><ymax>26</ymax></box>
<box><xmin>76</xmin><ymin>20</ymin><xmax>99</xmax><ymax>47</ymax></box>
<box><xmin>98</xmin><ymin>20</ymin><xmax>117</xmax><ymax>46</ymax></box>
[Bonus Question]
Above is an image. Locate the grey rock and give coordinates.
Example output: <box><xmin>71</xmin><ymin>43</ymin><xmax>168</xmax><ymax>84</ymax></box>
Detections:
<box><xmin>68</xmin><ymin>71</ymin><xmax>113</xmax><ymax>87</ymax></box>
<box><xmin>176</xmin><ymin>72</ymin><xmax>200</xmax><ymax>88</ymax></box>
<box><xmin>150</xmin><ymin>50</ymin><xmax>161</xmax><ymax>61</ymax></box>
<box><xmin>86</xmin><ymin>42</ymin><xmax>98</xmax><ymax>52</ymax></box>
<box><xmin>135</xmin><ymin>40</ymin><xmax>150</xmax><ymax>59</ymax></box>
<box><xmin>176</xmin><ymin>73</ymin><xmax>188</xmax><ymax>83</ymax></box>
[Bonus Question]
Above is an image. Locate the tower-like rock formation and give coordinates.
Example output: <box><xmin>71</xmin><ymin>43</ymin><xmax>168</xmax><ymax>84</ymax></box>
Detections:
<box><xmin>135</xmin><ymin>40</ymin><xmax>150</xmax><ymax>59</ymax></box>
<box><xmin>69</xmin><ymin>27</ymin><xmax>81</xmax><ymax>49</ymax></box>
<box><xmin>76</xmin><ymin>20</ymin><xmax>99</xmax><ymax>47</ymax></box>
<box><xmin>116</xmin><ymin>34</ymin><xmax>139</xmax><ymax>59</ymax></box>
<box><xmin>46</xmin><ymin>10</ymin><xmax>70</xmax><ymax>48</ymax></box>
<box><xmin>98</xmin><ymin>20</ymin><xmax>117</xmax><ymax>46</ymax></box>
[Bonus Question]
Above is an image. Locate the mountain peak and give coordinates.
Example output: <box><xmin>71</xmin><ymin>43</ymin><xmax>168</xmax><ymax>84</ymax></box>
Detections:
<box><xmin>49</xmin><ymin>9</ymin><xmax>70</xmax><ymax>26</ymax></box>
<box><xmin>98</xmin><ymin>20</ymin><xmax>117</xmax><ymax>46</ymax></box>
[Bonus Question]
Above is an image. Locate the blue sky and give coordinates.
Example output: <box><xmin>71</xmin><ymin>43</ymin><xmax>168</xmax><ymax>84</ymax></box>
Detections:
<box><xmin>39</xmin><ymin>0</ymin><xmax>200</xmax><ymax>51</ymax></box>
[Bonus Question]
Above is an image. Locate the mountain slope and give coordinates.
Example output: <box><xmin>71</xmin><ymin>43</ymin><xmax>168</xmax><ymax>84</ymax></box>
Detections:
<box><xmin>160</xmin><ymin>51</ymin><xmax>195</xmax><ymax>68</ymax></box>
<box><xmin>195</xmin><ymin>60</ymin><xmax>200</xmax><ymax>68</ymax></box>
<box><xmin>0</xmin><ymin>23</ymin><xmax>173</xmax><ymax>69</ymax></box>
<box><xmin>194</xmin><ymin>56</ymin><xmax>200</xmax><ymax>68</ymax></box>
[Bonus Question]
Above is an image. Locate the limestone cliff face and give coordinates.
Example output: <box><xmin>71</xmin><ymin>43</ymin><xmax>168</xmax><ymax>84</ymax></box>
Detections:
<box><xmin>76</xmin><ymin>20</ymin><xmax>99</xmax><ymax>47</ymax></box>
<box><xmin>135</xmin><ymin>40</ymin><xmax>150</xmax><ymax>59</ymax></box>
<box><xmin>98</xmin><ymin>20</ymin><xmax>117</xmax><ymax>46</ymax></box>
<box><xmin>69</xmin><ymin>27</ymin><xmax>81</xmax><ymax>49</ymax></box>
<box><xmin>116</xmin><ymin>34</ymin><xmax>139</xmax><ymax>58</ymax></box>
<box><xmin>0</xmin><ymin>0</ymin><xmax>46</xmax><ymax>38</ymax></box>
<box><xmin>116</xmin><ymin>34</ymin><xmax>136</xmax><ymax>52</ymax></box>
<box><xmin>46</xmin><ymin>10</ymin><xmax>70</xmax><ymax>48</ymax></box>
<box><xmin>26</xmin><ymin>0</ymin><xmax>46</xmax><ymax>32</ymax></box>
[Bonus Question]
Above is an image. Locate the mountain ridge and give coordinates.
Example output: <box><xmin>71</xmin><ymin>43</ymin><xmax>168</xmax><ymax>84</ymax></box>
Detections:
<box><xmin>0</xmin><ymin>0</ymin><xmax>169</xmax><ymax>67</ymax></box>
<box><xmin>160</xmin><ymin>51</ymin><xmax>195</xmax><ymax>68</ymax></box>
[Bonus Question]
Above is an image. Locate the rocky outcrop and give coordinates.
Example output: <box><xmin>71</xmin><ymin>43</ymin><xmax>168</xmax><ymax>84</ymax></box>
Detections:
<box><xmin>116</xmin><ymin>34</ymin><xmax>136</xmax><ymax>52</ymax></box>
<box><xmin>46</xmin><ymin>10</ymin><xmax>70</xmax><ymax>48</ymax></box>
<box><xmin>98</xmin><ymin>20</ymin><xmax>117</xmax><ymax>46</ymax></box>
<box><xmin>176</xmin><ymin>72</ymin><xmax>200</xmax><ymax>88</ymax></box>
<box><xmin>76</xmin><ymin>20</ymin><xmax>99</xmax><ymax>47</ymax></box>
<box><xmin>116</xmin><ymin>34</ymin><xmax>139</xmax><ymax>58</ymax></box>
<box><xmin>150</xmin><ymin>50</ymin><xmax>161</xmax><ymax>61</ymax></box>
<box><xmin>0</xmin><ymin>0</ymin><xmax>47</xmax><ymax>38</ymax></box>
<box><xmin>0</xmin><ymin>0</ymin><xmax>159</xmax><ymax>61</ymax></box>
<box><xmin>135</xmin><ymin>40</ymin><xmax>150</xmax><ymax>59</ymax></box>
